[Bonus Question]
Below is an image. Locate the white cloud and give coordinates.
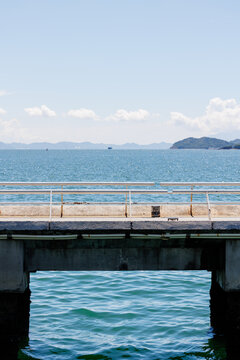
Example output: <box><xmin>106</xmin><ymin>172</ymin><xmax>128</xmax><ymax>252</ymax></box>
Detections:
<box><xmin>0</xmin><ymin>90</ymin><xmax>10</xmax><ymax>97</ymax></box>
<box><xmin>67</xmin><ymin>108</ymin><xmax>151</xmax><ymax>122</ymax></box>
<box><xmin>0</xmin><ymin>118</ymin><xmax>33</xmax><ymax>142</ymax></box>
<box><xmin>0</xmin><ymin>108</ymin><xmax>6</xmax><ymax>115</ymax></box>
<box><xmin>0</xmin><ymin>118</ymin><xmax>19</xmax><ymax>134</ymax></box>
<box><xmin>106</xmin><ymin>109</ymin><xmax>150</xmax><ymax>122</ymax></box>
<box><xmin>25</xmin><ymin>107</ymin><xmax>42</xmax><ymax>116</ymax></box>
<box><xmin>67</xmin><ymin>108</ymin><xmax>98</xmax><ymax>120</ymax></box>
<box><xmin>169</xmin><ymin>97</ymin><xmax>240</xmax><ymax>134</ymax></box>
<box><xmin>25</xmin><ymin>105</ymin><xmax>56</xmax><ymax>117</ymax></box>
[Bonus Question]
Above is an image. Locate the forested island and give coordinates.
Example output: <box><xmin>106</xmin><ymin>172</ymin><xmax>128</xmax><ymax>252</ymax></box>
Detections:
<box><xmin>171</xmin><ymin>137</ymin><xmax>240</xmax><ymax>149</ymax></box>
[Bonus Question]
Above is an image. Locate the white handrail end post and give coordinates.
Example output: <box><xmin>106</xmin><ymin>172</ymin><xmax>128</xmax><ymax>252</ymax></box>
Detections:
<box><xmin>206</xmin><ymin>192</ymin><xmax>211</xmax><ymax>221</ymax></box>
<box><xmin>49</xmin><ymin>190</ymin><xmax>53</xmax><ymax>222</ymax></box>
<box><xmin>129</xmin><ymin>190</ymin><xmax>132</xmax><ymax>218</ymax></box>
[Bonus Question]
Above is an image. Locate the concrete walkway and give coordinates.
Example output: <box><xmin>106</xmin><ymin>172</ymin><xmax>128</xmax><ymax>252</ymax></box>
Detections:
<box><xmin>0</xmin><ymin>217</ymin><xmax>239</xmax><ymax>233</ymax></box>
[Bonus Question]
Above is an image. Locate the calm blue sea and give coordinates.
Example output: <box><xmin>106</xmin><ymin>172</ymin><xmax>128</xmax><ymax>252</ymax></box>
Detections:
<box><xmin>0</xmin><ymin>149</ymin><xmax>235</xmax><ymax>360</ymax></box>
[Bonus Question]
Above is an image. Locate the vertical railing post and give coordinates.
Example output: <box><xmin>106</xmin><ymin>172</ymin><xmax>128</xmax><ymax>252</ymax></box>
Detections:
<box><xmin>125</xmin><ymin>186</ymin><xmax>128</xmax><ymax>217</ymax></box>
<box><xmin>190</xmin><ymin>185</ymin><xmax>194</xmax><ymax>216</ymax></box>
<box><xmin>206</xmin><ymin>192</ymin><xmax>211</xmax><ymax>220</ymax></box>
<box><xmin>49</xmin><ymin>190</ymin><xmax>53</xmax><ymax>222</ymax></box>
<box><xmin>129</xmin><ymin>190</ymin><xmax>132</xmax><ymax>217</ymax></box>
<box><xmin>60</xmin><ymin>185</ymin><xmax>63</xmax><ymax>218</ymax></box>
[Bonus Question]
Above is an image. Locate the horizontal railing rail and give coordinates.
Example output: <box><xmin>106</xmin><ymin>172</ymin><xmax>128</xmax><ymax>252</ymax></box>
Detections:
<box><xmin>0</xmin><ymin>189</ymin><xmax>167</xmax><ymax>194</ymax></box>
<box><xmin>0</xmin><ymin>188</ymin><xmax>240</xmax><ymax>195</ymax></box>
<box><xmin>160</xmin><ymin>182</ymin><xmax>240</xmax><ymax>186</ymax></box>
<box><xmin>0</xmin><ymin>182</ymin><xmax>155</xmax><ymax>187</ymax></box>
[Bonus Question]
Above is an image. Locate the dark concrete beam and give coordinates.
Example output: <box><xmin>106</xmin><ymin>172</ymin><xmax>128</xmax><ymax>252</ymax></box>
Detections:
<box><xmin>25</xmin><ymin>237</ymin><xmax>224</xmax><ymax>272</ymax></box>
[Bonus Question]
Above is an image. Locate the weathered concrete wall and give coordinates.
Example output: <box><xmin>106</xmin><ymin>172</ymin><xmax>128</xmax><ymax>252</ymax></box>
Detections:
<box><xmin>0</xmin><ymin>204</ymin><xmax>153</xmax><ymax>217</ymax></box>
<box><xmin>24</xmin><ymin>236</ymin><xmax>224</xmax><ymax>272</ymax></box>
<box><xmin>215</xmin><ymin>240</ymin><xmax>240</xmax><ymax>292</ymax></box>
<box><xmin>25</xmin><ymin>245</ymin><xmax>206</xmax><ymax>271</ymax></box>
<box><xmin>0</xmin><ymin>240</ymin><xmax>28</xmax><ymax>292</ymax></box>
<box><xmin>0</xmin><ymin>204</ymin><xmax>239</xmax><ymax>218</ymax></box>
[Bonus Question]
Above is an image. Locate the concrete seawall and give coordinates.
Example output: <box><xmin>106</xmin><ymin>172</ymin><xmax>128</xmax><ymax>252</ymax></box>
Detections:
<box><xmin>0</xmin><ymin>204</ymin><xmax>239</xmax><ymax>217</ymax></box>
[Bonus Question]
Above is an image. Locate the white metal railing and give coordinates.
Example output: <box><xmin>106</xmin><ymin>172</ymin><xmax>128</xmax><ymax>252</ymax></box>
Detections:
<box><xmin>0</xmin><ymin>182</ymin><xmax>154</xmax><ymax>218</ymax></box>
<box><xmin>0</xmin><ymin>182</ymin><xmax>239</xmax><ymax>220</ymax></box>
<box><xmin>160</xmin><ymin>182</ymin><xmax>240</xmax><ymax>218</ymax></box>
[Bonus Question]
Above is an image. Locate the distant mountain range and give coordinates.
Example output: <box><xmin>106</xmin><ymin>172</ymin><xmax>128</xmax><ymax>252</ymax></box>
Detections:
<box><xmin>3</xmin><ymin>137</ymin><xmax>240</xmax><ymax>150</ymax></box>
<box><xmin>0</xmin><ymin>141</ymin><xmax>172</xmax><ymax>150</ymax></box>
<box><xmin>171</xmin><ymin>137</ymin><xmax>240</xmax><ymax>149</ymax></box>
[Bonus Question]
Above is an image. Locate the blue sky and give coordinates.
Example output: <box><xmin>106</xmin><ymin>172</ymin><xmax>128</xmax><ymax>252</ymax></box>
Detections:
<box><xmin>1</xmin><ymin>0</ymin><xmax>240</xmax><ymax>143</ymax></box>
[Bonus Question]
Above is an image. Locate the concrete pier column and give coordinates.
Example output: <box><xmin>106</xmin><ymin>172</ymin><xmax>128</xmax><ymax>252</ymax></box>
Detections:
<box><xmin>0</xmin><ymin>240</ymin><xmax>30</xmax><ymax>359</ymax></box>
<box><xmin>210</xmin><ymin>240</ymin><xmax>240</xmax><ymax>358</ymax></box>
<box><xmin>210</xmin><ymin>271</ymin><xmax>226</xmax><ymax>334</ymax></box>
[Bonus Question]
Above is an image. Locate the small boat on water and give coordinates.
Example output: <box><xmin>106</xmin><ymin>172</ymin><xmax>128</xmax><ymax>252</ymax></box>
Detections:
<box><xmin>107</xmin><ymin>147</ymin><xmax>112</xmax><ymax>150</ymax></box>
